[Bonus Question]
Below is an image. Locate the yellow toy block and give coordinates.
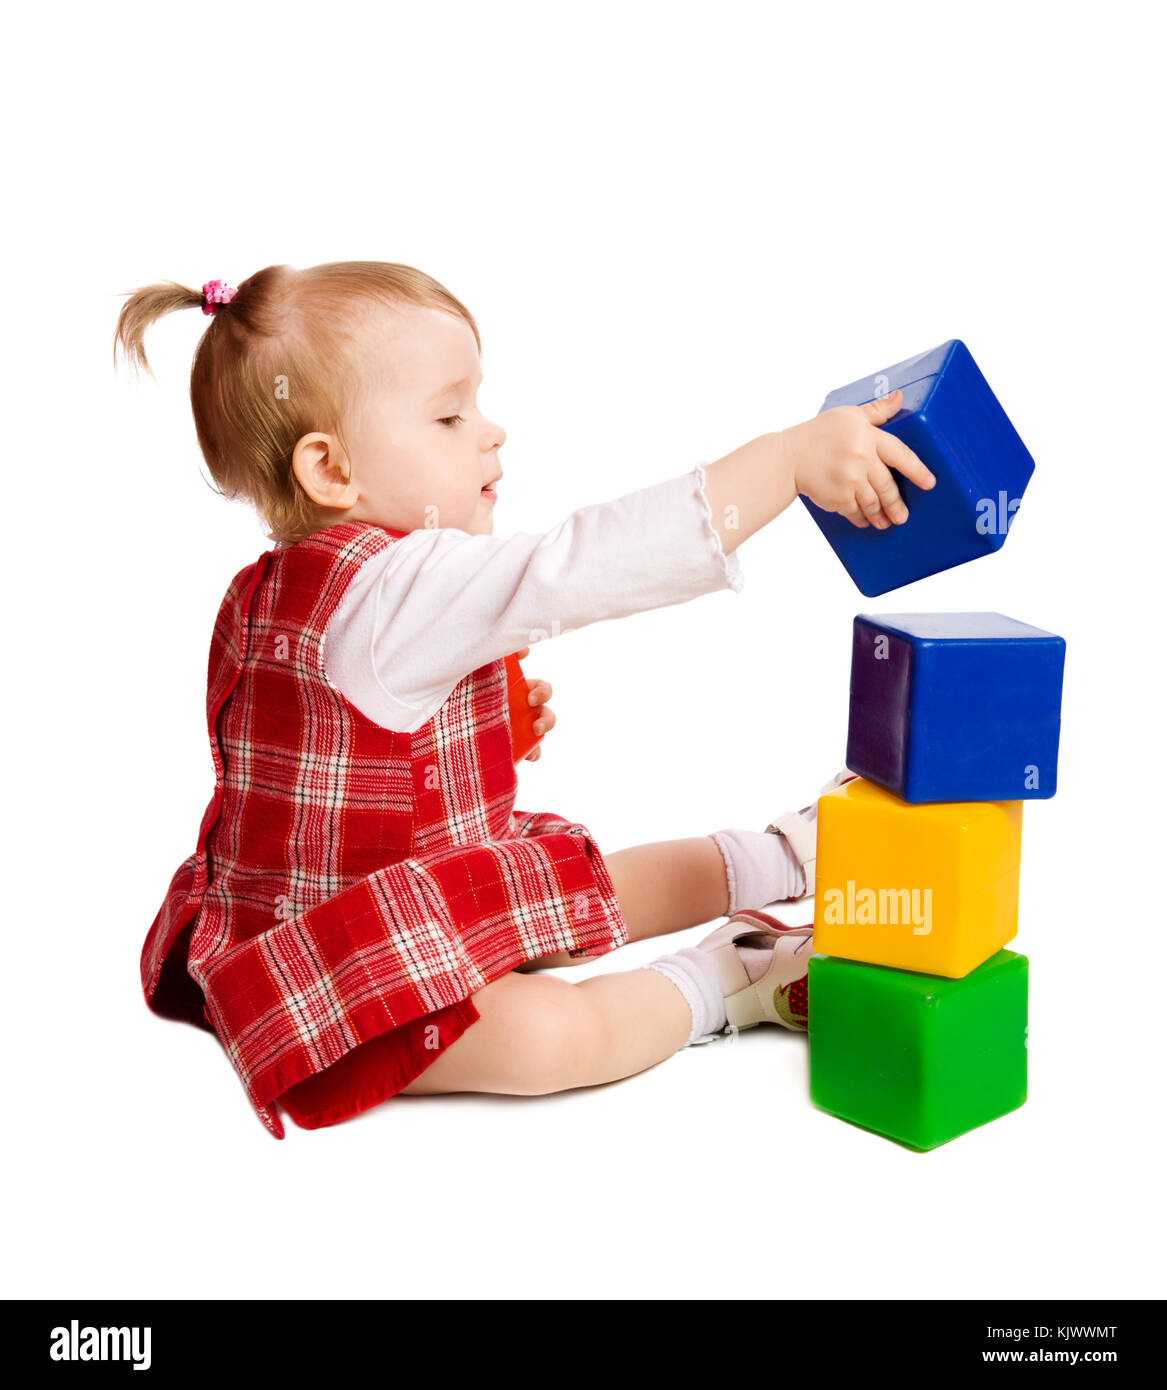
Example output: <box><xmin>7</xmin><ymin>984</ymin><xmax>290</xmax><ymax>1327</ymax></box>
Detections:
<box><xmin>813</xmin><ymin>777</ymin><xmax>1023</xmax><ymax>978</ymax></box>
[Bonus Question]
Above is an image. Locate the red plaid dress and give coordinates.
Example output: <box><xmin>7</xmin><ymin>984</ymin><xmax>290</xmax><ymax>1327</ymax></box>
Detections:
<box><xmin>141</xmin><ymin>520</ymin><xmax>628</xmax><ymax>1138</ymax></box>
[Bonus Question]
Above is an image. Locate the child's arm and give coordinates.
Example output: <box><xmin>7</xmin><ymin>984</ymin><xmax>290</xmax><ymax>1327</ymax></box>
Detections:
<box><xmin>701</xmin><ymin>389</ymin><xmax>935</xmax><ymax>551</ymax></box>
<box><xmin>323</xmin><ymin>464</ymin><xmax>741</xmax><ymax>734</ymax></box>
<box><xmin>323</xmin><ymin>393</ymin><xmax>934</xmax><ymax>735</ymax></box>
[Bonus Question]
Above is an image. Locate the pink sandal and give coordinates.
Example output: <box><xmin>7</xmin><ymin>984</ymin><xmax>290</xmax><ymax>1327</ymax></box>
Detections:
<box><xmin>695</xmin><ymin>908</ymin><xmax>815</xmax><ymax>1032</ymax></box>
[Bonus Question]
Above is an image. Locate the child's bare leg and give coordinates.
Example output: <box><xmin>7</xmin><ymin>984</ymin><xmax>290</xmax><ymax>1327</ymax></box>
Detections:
<box><xmin>516</xmin><ymin>836</ymin><xmax>731</xmax><ymax>970</ymax></box>
<box><xmin>399</xmin><ymin>966</ymin><xmax>691</xmax><ymax>1096</ymax></box>
<box><xmin>606</xmin><ymin>837</ymin><xmax>731</xmax><ymax>942</ymax></box>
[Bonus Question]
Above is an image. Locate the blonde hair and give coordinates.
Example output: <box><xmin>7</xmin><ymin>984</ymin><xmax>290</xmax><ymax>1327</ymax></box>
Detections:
<box><xmin>114</xmin><ymin>262</ymin><xmax>481</xmax><ymax>544</ymax></box>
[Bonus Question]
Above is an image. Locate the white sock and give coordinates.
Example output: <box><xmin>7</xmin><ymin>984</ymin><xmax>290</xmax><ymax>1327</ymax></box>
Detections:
<box><xmin>710</xmin><ymin>817</ymin><xmax>815</xmax><ymax>915</ymax></box>
<box><xmin>647</xmin><ymin>948</ymin><xmax>727</xmax><ymax>1044</ymax></box>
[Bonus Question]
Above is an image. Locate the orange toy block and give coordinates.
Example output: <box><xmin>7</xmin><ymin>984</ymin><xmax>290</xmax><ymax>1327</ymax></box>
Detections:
<box><xmin>504</xmin><ymin>651</ymin><xmax>544</xmax><ymax>763</ymax></box>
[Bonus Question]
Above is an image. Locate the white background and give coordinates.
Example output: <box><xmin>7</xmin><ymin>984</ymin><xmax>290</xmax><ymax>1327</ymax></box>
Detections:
<box><xmin>4</xmin><ymin>0</ymin><xmax>1163</xmax><ymax>1300</ymax></box>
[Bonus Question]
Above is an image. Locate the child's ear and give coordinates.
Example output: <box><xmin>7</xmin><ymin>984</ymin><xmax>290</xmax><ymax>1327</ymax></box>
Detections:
<box><xmin>291</xmin><ymin>432</ymin><xmax>360</xmax><ymax>510</ymax></box>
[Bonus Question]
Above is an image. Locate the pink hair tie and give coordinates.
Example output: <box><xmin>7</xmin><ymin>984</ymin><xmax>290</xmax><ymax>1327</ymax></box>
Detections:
<box><xmin>202</xmin><ymin>279</ymin><xmax>238</xmax><ymax>315</ymax></box>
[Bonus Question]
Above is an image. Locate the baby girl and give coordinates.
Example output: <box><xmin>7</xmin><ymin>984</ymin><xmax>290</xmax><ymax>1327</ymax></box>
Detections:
<box><xmin>117</xmin><ymin>261</ymin><xmax>933</xmax><ymax>1139</ymax></box>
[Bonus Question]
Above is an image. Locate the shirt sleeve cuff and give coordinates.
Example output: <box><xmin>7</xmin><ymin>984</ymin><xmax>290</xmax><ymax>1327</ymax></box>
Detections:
<box><xmin>693</xmin><ymin>461</ymin><xmax>744</xmax><ymax>594</ymax></box>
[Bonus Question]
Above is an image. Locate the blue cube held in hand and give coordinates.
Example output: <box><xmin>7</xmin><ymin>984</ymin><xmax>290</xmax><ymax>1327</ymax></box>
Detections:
<box><xmin>847</xmin><ymin>612</ymin><xmax>1066</xmax><ymax>803</ymax></box>
<box><xmin>803</xmin><ymin>340</ymin><xmax>1035</xmax><ymax>596</ymax></box>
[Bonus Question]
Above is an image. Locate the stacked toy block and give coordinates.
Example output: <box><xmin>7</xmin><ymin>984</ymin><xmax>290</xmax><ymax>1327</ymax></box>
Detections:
<box><xmin>808</xmin><ymin>612</ymin><xmax>1066</xmax><ymax>1150</ymax></box>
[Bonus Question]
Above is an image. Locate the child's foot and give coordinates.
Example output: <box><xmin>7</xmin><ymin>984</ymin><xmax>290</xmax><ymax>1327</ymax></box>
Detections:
<box><xmin>711</xmin><ymin>768</ymin><xmax>857</xmax><ymax>911</ymax></box>
<box><xmin>764</xmin><ymin>767</ymin><xmax>858</xmax><ymax>899</ymax></box>
<box><xmin>695</xmin><ymin>909</ymin><xmax>815</xmax><ymax>1032</ymax></box>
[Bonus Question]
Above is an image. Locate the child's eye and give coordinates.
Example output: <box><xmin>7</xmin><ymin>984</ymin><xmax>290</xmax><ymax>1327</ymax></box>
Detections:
<box><xmin>437</xmin><ymin>415</ymin><xmax>463</xmax><ymax>428</ymax></box>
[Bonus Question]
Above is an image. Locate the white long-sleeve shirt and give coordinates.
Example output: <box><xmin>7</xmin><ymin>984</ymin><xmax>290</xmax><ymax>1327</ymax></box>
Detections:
<box><xmin>321</xmin><ymin>461</ymin><xmax>743</xmax><ymax>733</ymax></box>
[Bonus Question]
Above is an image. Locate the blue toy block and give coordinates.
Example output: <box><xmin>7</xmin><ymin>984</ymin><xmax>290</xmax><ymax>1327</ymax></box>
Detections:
<box><xmin>847</xmin><ymin>612</ymin><xmax>1066</xmax><ymax>802</ymax></box>
<box><xmin>803</xmin><ymin>340</ymin><xmax>1035</xmax><ymax>596</ymax></box>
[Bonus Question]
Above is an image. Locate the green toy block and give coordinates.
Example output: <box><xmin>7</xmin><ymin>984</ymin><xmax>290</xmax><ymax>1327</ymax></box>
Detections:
<box><xmin>808</xmin><ymin>950</ymin><xmax>1028</xmax><ymax>1151</ymax></box>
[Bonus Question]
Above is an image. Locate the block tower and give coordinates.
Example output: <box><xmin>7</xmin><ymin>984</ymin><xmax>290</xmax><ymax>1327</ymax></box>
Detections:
<box><xmin>807</xmin><ymin>612</ymin><xmax>1066</xmax><ymax>1150</ymax></box>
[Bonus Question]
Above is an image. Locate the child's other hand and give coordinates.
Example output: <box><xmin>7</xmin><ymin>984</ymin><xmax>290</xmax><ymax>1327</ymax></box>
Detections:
<box><xmin>783</xmin><ymin>389</ymin><xmax>936</xmax><ymax>529</ymax></box>
<box><xmin>524</xmin><ymin>679</ymin><xmax>555</xmax><ymax>760</ymax></box>
<box><xmin>513</xmin><ymin>646</ymin><xmax>555</xmax><ymax>761</ymax></box>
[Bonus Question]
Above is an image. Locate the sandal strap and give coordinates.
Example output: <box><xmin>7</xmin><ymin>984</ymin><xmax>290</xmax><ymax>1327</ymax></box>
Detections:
<box><xmin>696</xmin><ymin>919</ymin><xmax>756</xmax><ymax>998</ymax></box>
<box><xmin>763</xmin><ymin>773</ymin><xmax>858</xmax><ymax>899</ymax></box>
<box><xmin>765</xmin><ymin>811</ymin><xmax>817</xmax><ymax>898</ymax></box>
<box><xmin>766</xmin><ymin>811</ymin><xmax>816</xmax><ymax>868</ymax></box>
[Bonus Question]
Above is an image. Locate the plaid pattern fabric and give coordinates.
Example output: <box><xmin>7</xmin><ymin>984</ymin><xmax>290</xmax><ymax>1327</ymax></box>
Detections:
<box><xmin>141</xmin><ymin>521</ymin><xmax>628</xmax><ymax>1138</ymax></box>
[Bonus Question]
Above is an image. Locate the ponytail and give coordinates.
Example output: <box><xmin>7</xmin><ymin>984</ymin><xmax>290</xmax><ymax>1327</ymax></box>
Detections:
<box><xmin>113</xmin><ymin>280</ymin><xmax>206</xmax><ymax>375</ymax></box>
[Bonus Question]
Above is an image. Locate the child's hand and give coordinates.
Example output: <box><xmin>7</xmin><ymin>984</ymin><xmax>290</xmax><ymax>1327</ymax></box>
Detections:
<box><xmin>781</xmin><ymin>389</ymin><xmax>936</xmax><ymax>529</ymax></box>
<box><xmin>524</xmin><ymin>680</ymin><xmax>555</xmax><ymax>760</ymax></box>
<box><xmin>513</xmin><ymin>646</ymin><xmax>556</xmax><ymax>761</ymax></box>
